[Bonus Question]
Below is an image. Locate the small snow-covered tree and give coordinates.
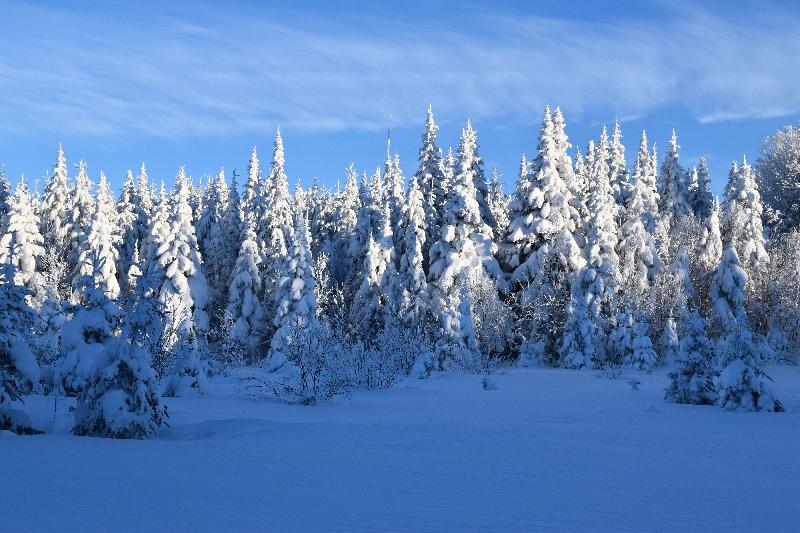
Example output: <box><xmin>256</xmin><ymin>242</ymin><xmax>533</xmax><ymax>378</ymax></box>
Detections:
<box><xmin>715</xmin><ymin>328</ymin><xmax>782</xmax><ymax>412</ymax></box>
<box><xmin>162</xmin><ymin>313</ymin><xmax>207</xmax><ymax>397</ymax></box>
<box><xmin>0</xmin><ymin>265</ymin><xmax>41</xmax><ymax>434</ymax></box>
<box><xmin>72</xmin><ymin>319</ymin><xmax>167</xmax><ymax>439</ymax></box>
<box><xmin>58</xmin><ymin>283</ymin><xmax>122</xmax><ymax>395</ymax></box>
<box><xmin>609</xmin><ymin>312</ymin><xmax>657</xmax><ymax>371</ymax></box>
<box><xmin>487</xmin><ymin>168</ymin><xmax>510</xmax><ymax>238</ymax></box>
<box><xmin>225</xmin><ymin>221</ymin><xmax>265</xmax><ymax>356</ymax></box>
<box><xmin>665</xmin><ymin>312</ymin><xmax>715</xmax><ymax>405</ymax></box>
<box><xmin>559</xmin><ymin>295</ymin><xmax>598</xmax><ymax>369</ymax></box>
<box><xmin>1</xmin><ymin>182</ymin><xmax>44</xmax><ymax>291</ymax></box>
<box><xmin>268</xmin><ymin>211</ymin><xmax>318</xmax><ymax>371</ymax></box>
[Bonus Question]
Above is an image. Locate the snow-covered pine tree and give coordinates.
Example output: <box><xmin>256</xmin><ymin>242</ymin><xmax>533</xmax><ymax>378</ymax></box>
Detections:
<box><xmin>347</xmin><ymin>168</ymin><xmax>383</xmax><ymax>292</ymax></box>
<box><xmin>383</xmin><ymin>147</ymin><xmax>405</xmax><ymax>246</ymax></box>
<box><xmin>0</xmin><ymin>182</ymin><xmax>45</xmax><ymax>290</ymax></box>
<box><xmin>658</xmin><ymin>130</ymin><xmax>692</xmax><ymax>245</ymax></box>
<box><xmin>413</xmin><ymin>106</ymin><xmax>446</xmax><ymax>272</ymax></box>
<box><xmin>0</xmin><ymin>171</ymin><xmax>11</xmax><ymax>235</ymax></box>
<box><xmin>710</xmin><ymin>248</ymin><xmax>748</xmax><ymax>336</ymax></box>
<box><xmin>503</xmin><ymin>106</ymin><xmax>582</xmax><ymax>287</ymax></box>
<box><xmin>558</xmin><ymin>295</ymin><xmax>598</xmax><ymax>369</ymax></box>
<box><xmin>608</xmin><ymin>312</ymin><xmax>657</xmax><ymax>370</ymax></box>
<box><xmin>721</xmin><ymin>157</ymin><xmax>769</xmax><ymax>278</ymax></box>
<box><xmin>58</xmin><ymin>283</ymin><xmax>122</xmax><ymax>394</ymax></box>
<box><xmin>609</xmin><ymin>120</ymin><xmax>631</xmax><ymax>209</ymax></box>
<box><xmin>633</xmin><ymin>131</ymin><xmax>661</xmax><ymax>236</ymax></box>
<box><xmin>392</xmin><ymin>174</ymin><xmax>428</xmax><ymax>325</ymax></box>
<box><xmin>325</xmin><ymin>164</ymin><xmax>359</xmax><ymax>285</ymax></box>
<box><xmin>0</xmin><ymin>264</ymin><xmax>41</xmax><ymax>434</ymax></box>
<box><xmin>698</xmin><ymin>198</ymin><xmax>724</xmax><ymax>273</ymax></box>
<box><xmin>74</xmin><ymin>199</ymin><xmax>121</xmax><ymax>300</ymax></box>
<box><xmin>40</xmin><ymin>144</ymin><xmax>72</xmax><ymax>259</ymax></box>
<box><xmin>687</xmin><ymin>157</ymin><xmax>713</xmax><ymax>220</ymax></box>
<box><xmin>133</xmin><ymin>163</ymin><xmax>153</xmax><ymax>260</ymax></box>
<box><xmin>487</xmin><ymin>168</ymin><xmax>510</xmax><ymax>238</ymax></box>
<box><xmin>66</xmin><ymin>161</ymin><xmax>95</xmax><ymax>282</ymax></box>
<box><xmin>664</xmin><ymin>311</ymin><xmax>715</xmax><ymax>405</ymax></box>
<box><xmin>349</xmin><ymin>201</ymin><xmax>397</xmax><ymax>342</ymax></box>
<box><xmin>116</xmin><ymin>170</ymin><xmax>139</xmax><ymax>298</ymax></box>
<box><xmin>268</xmin><ymin>211</ymin><xmax>318</xmax><ymax>371</ymax></box>
<box><xmin>461</xmin><ymin>121</ymin><xmax>498</xmax><ymax>240</ymax></box>
<box><xmin>196</xmin><ymin>168</ymin><xmax>235</xmax><ymax>313</ymax></box>
<box><xmin>616</xmin><ymin>134</ymin><xmax>661</xmax><ymax>314</ymax></box>
<box><xmin>572</xmin><ymin>129</ymin><xmax>620</xmax><ymax>335</ymax></box>
<box><xmin>260</xmin><ymin>129</ymin><xmax>295</xmax><ymax>311</ymax></box>
<box><xmin>72</xmin><ymin>316</ymin><xmax>167</xmax><ymax>439</ymax></box>
<box><xmin>225</xmin><ymin>220</ymin><xmax>264</xmax><ymax>357</ymax></box>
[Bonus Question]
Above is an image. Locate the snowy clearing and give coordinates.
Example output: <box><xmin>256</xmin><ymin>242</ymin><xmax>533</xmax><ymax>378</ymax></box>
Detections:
<box><xmin>3</xmin><ymin>366</ymin><xmax>799</xmax><ymax>533</ymax></box>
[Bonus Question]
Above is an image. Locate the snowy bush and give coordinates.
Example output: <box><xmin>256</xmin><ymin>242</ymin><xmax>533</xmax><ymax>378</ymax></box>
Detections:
<box><xmin>715</xmin><ymin>329</ymin><xmax>782</xmax><ymax>412</ymax></box>
<box><xmin>73</xmin><ymin>335</ymin><xmax>167</xmax><ymax>439</ymax></box>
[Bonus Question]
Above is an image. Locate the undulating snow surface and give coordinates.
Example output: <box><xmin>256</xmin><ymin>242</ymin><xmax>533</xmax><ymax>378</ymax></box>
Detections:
<box><xmin>3</xmin><ymin>366</ymin><xmax>799</xmax><ymax>532</ymax></box>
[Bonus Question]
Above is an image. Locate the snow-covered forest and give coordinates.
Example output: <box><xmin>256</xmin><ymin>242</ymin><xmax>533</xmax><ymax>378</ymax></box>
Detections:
<box><xmin>2</xmin><ymin>106</ymin><xmax>799</xmax><ymax>439</ymax></box>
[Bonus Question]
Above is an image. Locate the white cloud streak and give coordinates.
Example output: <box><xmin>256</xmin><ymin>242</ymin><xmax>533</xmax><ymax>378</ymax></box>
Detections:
<box><xmin>0</xmin><ymin>1</ymin><xmax>798</xmax><ymax>137</ymax></box>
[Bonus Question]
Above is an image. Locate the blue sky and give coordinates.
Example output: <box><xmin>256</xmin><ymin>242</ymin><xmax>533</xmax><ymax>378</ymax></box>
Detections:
<box><xmin>1</xmin><ymin>0</ymin><xmax>798</xmax><ymax>196</ymax></box>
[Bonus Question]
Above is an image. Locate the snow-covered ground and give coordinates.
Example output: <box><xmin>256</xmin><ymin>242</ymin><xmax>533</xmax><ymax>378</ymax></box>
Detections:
<box><xmin>3</xmin><ymin>366</ymin><xmax>800</xmax><ymax>532</ymax></box>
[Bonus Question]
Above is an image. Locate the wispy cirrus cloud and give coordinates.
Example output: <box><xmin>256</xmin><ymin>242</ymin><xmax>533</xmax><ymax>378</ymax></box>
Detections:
<box><xmin>0</xmin><ymin>0</ymin><xmax>798</xmax><ymax>138</ymax></box>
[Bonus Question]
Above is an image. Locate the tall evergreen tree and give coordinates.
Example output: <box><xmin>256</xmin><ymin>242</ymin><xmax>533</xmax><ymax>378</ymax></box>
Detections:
<box><xmin>74</xmin><ymin>198</ymin><xmax>120</xmax><ymax>300</ymax></box>
<box><xmin>225</xmin><ymin>221</ymin><xmax>265</xmax><ymax>355</ymax></box>
<box><xmin>413</xmin><ymin>106</ymin><xmax>446</xmax><ymax>272</ymax></box>
<box><xmin>721</xmin><ymin>157</ymin><xmax>769</xmax><ymax>278</ymax></box>
<box><xmin>392</xmin><ymin>175</ymin><xmax>428</xmax><ymax>325</ymax></box>
<box><xmin>0</xmin><ymin>182</ymin><xmax>44</xmax><ymax>290</ymax></box>
<box><xmin>658</xmin><ymin>130</ymin><xmax>692</xmax><ymax>237</ymax></box>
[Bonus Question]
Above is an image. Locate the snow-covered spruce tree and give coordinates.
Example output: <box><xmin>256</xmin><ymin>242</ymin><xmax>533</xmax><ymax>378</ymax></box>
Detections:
<box><xmin>506</xmin><ymin>107</ymin><xmax>584</xmax><ymax>365</ymax></box>
<box><xmin>710</xmin><ymin>248</ymin><xmax>749</xmax><ymax>336</ymax></box>
<box><xmin>0</xmin><ymin>182</ymin><xmax>45</xmax><ymax>291</ymax></box>
<box><xmin>413</xmin><ymin>106</ymin><xmax>446</xmax><ymax>272</ymax></box>
<box><xmin>40</xmin><ymin>144</ymin><xmax>72</xmax><ymax>259</ymax></box>
<box><xmin>688</xmin><ymin>156</ymin><xmax>713</xmax><ymax>220</ymax></box>
<box><xmin>427</xmin><ymin>124</ymin><xmax>504</xmax><ymax>369</ymax></box>
<box><xmin>268</xmin><ymin>211</ymin><xmax>318</xmax><ymax>371</ymax></box>
<box><xmin>461</xmin><ymin>121</ymin><xmax>499</xmax><ymax>240</ymax></box>
<box><xmin>715</xmin><ymin>327</ymin><xmax>782</xmax><ymax>412</ymax></box>
<box><xmin>502</xmin><ymin>106</ymin><xmax>582</xmax><ymax>287</ymax></box>
<box><xmin>242</xmin><ymin>146</ymin><xmax>264</xmax><ymax>227</ymax></box>
<box><xmin>558</xmin><ymin>295</ymin><xmax>598</xmax><ymax>370</ymax></box>
<box><xmin>66</xmin><ymin>160</ymin><xmax>95</xmax><ymax>282</ymax></box>
<box><xmin>608</xmin><ymin>121</ymin><xmax>631</xmax><ymax>209</ymax></box>
<box><xmin>487</xmin><ymin>168</ymin><xmax>510</xmax><ymax>239</ymax></box>
<box><xmin>571</xmin><ymin>130</ymin><xmax>620</xmax><ymax>358</ymax></box>
<box><xmin>225</xmin><ymin>220</ymin><xmax>265</xmax><ymax>357</ymax></box>
<box><xmin>58</xmin><ymin>282</ymin><xmax>122</xmax><ymax>395</ymax></box>
<box><xmin>698</xmin><ymin>199</ymin><xmax>724</xmax><ymax>273</ymax></box>
<box><xmin>144</xmin><ymin>169</ymin><xmax>210</xmax><ymax>351</ymax></box>
<box><xmin>664</xmin><ymin>311</ymin><xmax>716</xmax><ymax>405</ymax></box>
<box><xmin>658</xmin><ymin>130</ymin><xmax>693</xmax><ymax>247</ymax></box>
<box><xmin>196</xmin><ymin>168</ymin><xmax>235</xmax><ymax>313</ymax></box>
<box><xmin>74</xmin><ymin>200</ymin><xmax>121</xmax><ymax>300</ymax></box>
<box><xmin>392</xmin><ymin>174</ymin><xmax>428</xmax><ymax>325</ymax></box>
<box><xmin>224</xmin><ymin>168</ymin><xmax>243</xmax><ymax>255</ymax></box>
<box><xmin>608</xmin><ymin>312</ymin><xmax>657</xmax><ymax>371</ymax></box>
<box><xmin>0</xmin><ymin>171</ymin><xmax>11</xmax><ymax>234</ymax></box>
<box><xmin>325</xmin><ymin>164</ymin><xmax>359</xmax><ymax>286</ymax></box>
<box><xmin>162</xmin><ymin>311</ymin><xmax>207</xmax><ymax>397</ymax></box>
<box><xmin>0</xmin><ymin>264</ymin><xmax>41</xmax><ymax>434</ymax></box>
<box><xmin>721</xmin><ymin>157</ymin><xmax>769</xmax><ymax>279</ymax></box>
<box><xmin>260</xmin><ymin>129</ymin><xmax>295</xmax><ymax>315</ymax></box>
<box><xmin>616</xmin><ymin>134</ymin><xmax>661</xmax><ymax>315</ymax></box>
<box><xmin>709</xmin><ymin>252</ymin><xmax>781</xmax><ymax>412</ymax></box>
<box><xmin>349</xmin><ymin>202</ymin><xmax>397</xmax><ymax>343</ymax></box>
<box><xmin>115</xmin><ymin>170</ymin><xmax>139</xmax><ymax>298</ymax></box>
<box><xmin>133</xmin><ymin>163</ymin><xmax>154</xmax><ymax>260</ymax></box>
<box><xmin>383</xmin><ymin>147</ymin><xmax>405</xmax><ymax>244</ymax></box>
<box><xmin>347</xmin><ymin>168</ymin><xmax>383</xmax><ymax>292</ymax></box>
<box><xmin>72</xmin><ymin>318</ymin><xmax>167</xmax><ymax>439</ymax></box>
<box><xmin>632</xmin><ymin>131</ymin><xmax>661</xmax><ymax>237</ymax></box>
